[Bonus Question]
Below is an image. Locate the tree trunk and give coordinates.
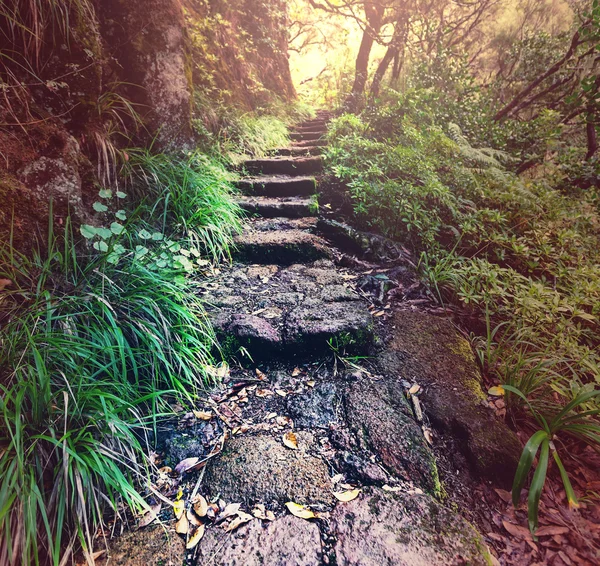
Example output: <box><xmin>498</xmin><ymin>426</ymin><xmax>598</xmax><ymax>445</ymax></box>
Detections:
<box><xmin>370</xmin><ymin>46</ymin><xmax>397</xmax><ymax>99</ymax></box>
<box><xmin>585</xmin><ymin>115</ymin><xmax>598</xmax><ymax>161</ymax></box>
<box><xmin>347</xmin><ymin>2</ymin><xmax>385</xmax><ymax>111</ymax></box>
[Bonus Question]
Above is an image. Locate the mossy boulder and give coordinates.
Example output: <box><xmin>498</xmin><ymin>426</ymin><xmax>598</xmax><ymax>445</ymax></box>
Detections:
<box><xmin>378</xmin><ymin>311</ymin><xmax>521</xmax><ymax>487</ymax></box>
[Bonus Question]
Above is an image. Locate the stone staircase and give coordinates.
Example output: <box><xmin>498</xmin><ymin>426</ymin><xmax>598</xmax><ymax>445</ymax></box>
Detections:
<box><xmin>197</xmin><ymin>111</ymin><xmax>374</xmax><ymax>359</ymax></box>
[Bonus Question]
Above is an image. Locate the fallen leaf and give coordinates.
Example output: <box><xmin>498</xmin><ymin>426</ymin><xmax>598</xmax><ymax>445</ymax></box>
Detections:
<box><xmin>157</xmin><ymin>466</ymin><xmax>172</xmax><ymax>474</ymax></box>
<box><xmin>173</xmin><ymin>499</ymin><xmax>185</xmax><ymax>520</ymax></box>
<box><xmin>192</xmin><ymin>495</ymin><xmax>209</xmax><ymax>517</ymax></box>
<box><xmin>494</xmin><ymin>488</ymin><xmax>512</xmax><ymax>503</ymax></box>
<box><xmin>175</xmin><ymin>457</ymin><xmax>200</xmax><ymax>474</ymax></box>
<box><xmin>331</xmin><ymin>474</ymin><xmax>344</xmax><ymax>484</ymax></box>
<box><xmin>218</xmin><ymin>502</ymin><xmax>241</xmax><ymax>522</ymax></box>
<box><xmin>333</xmin><ymin>489</ymin><xmax>361</xmax><ymax>502</ymax></box>
<box><xmin>265</xmin><ymin>412</ymin><xmax>277</xmax><ymax>420</ymax></box>
<box><xmin>292</xmin><ymin>367</ymin><xmax>302</xmax><ymax>377</ymax></box>
<box><xmin>186</xmin><ymin>524</ymin><xmax>205</xmax><ymax>549</ymax></box>
<box><xmin>0</xmin><ymin>279</ymin><xmax>13</xmax><ymax>291</ymax></box>
<box><xmin>285</xmin><ymin>501</ymin><xmax>318</xmax><ymax>520</ymax></box>
<box><xmin>138</xmin><ymin>503</ymin><xmax>161</xmax><ymax>528</ymax></box>
<box><xmin>306</xmin><ymin>380</ymin><xmax>316</xmax><ymax>387</ymax></box>
<box><xmin>382</xmin><ymin>484</ymin><xmax>403</xmax><ymax>492</ymax></box>
<box><xmin>224</xmin><ymin>512</ymin><xmax>254</xmax><ymax>532</ymax></box>
<box><xmin>256</xmin><ymin>388</ymin><xmax>274</xmax><ymax>398</ymax></box>
<box><xmin>275</xmin><ymin>388</ymin><xmax>287</xmax><ymax>397</ymax></box>
<box><xmin>488</xmin><ymin>386</ymin><xmax>505</xmax><ymax>397</ymax></box>
<box><xmin>283</xmin><ymin>431</ymin><xmax>298</xmax><ymax>450</ymax></box>
<box><xmin>187</xmin><ymin>508</ymin><xmax>203</xmax><ymax>527</ymax></box>
<box><xmin>535</xmin><ymin>525</ymin><xmax>570</xmax><ymax>537</ymax></box>
<box><xmin>193</xmin><ymin>410</ymin><xmax>213</xmax><ymax>420</ymax></box>
<box><xmin>408</xmin><ymin>383</ymin><xmax>421</xmax><ymax>395</ymax></box>
<box><xmin>256</xmin><ymin>368</ymin><xmax>267</xmax><ymax>380</ymax></box>
<box><xmin>176</xmin><ymin>512</ymin><xmax>189</xmax><ymax>535</ymax></box>
<box><xmin>422</xmin><ymin>427</ymin><xmax>434</xmax><ymax>445</ymax></box>
<box><xmin>373</xmin><ymin>310</ymin><xmax>386</xmax><ymax>317</ymax></box>
<box><xmin>502</xmin><ymin>520</ymin><xmax>532</xmax><ymax>540</ymax></box>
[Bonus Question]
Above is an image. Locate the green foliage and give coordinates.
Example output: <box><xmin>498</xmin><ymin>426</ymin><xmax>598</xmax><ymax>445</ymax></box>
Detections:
<box><xmin>504</xmin><ymin>384</ymin><xmax>600</xmax><ymax>535</ymax></box>
<box><xmin>326</xmin><ymin>97</ymin><xmax>600</xmax><ymax>517</ymax></box>
<box><xmin>0</xmin><ymin>147</ymin><xmax>243</xmax><ymax>564</ymax></box>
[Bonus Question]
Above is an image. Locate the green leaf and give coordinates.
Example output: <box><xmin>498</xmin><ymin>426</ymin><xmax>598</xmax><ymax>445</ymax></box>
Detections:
<box><xmin>488</xmin><ymin>386</ymin><xmax>505</xmax><ymax>396</ymax></box>
<box><xmin>110</xmin><ymin>222</ymin><xmax>125</xmax><ymax>235</ymax></box>
<box><xmin>80</xmin><ymin>224</ymin><xmax>97</xmax><ymax>239</ymax></box>
<box><xmin>138</xmin><ymin>229</ymin><xmax>152</xmax><ymax>240</ymax></box>
<box><xmin>512</xmin><ymin>430</ymin><xmax>548</xmax><ymax>507</ymax></box>
<box><xmin>135</xmin><ymin>246</ymin><xmax>149</xmax><ymax>258</ymax></box>
<box><xmin>116</xmin><ymin>191</ymin><xmax>127</xmax><ymax>199</ymax></box>
<box><xmin>528</xmin><ymin>438</ymin><xmax>549</xmax><ymax>535</ymax></box>
<box><xmin>97</xmin><ymin>228</ymin><xmax>113</xmax><ymax>240</ymax></box>
<box><xmin>98</xmin><ymin>189</ymin><xmax>113</xmax><ymax>199</ymax></box>
<box><xmin>116</xmin><ymin>210</ymin><xmax>127</xmax><ymax>221</ymax></box>
<box><xmin>151</xmin><ymin>232</ymin><xmax>164</xmax><ymax>241</ymax></box>
<box><xmin>106</xmin><ymin>252</ymin><xmax>120</xmax><ymax>264</ymax></box>
<box><xmin>552</xmin><ymin>451</ymin><xmax>578</xmax><ymax>510</ymax></box>
<box><xmin>93</xmin><ymin>202</ymin><xmax>108</xmax><ymax>213</ymax></box>
<box><xmin>93</xmin><ymin>241</ymin><xmax>109</xmax><ymax>252</ymax></box>
<box><xmin>113</xmin><ymin>244</ymin><xmax>126</xmax><ymax>255</ymax></box>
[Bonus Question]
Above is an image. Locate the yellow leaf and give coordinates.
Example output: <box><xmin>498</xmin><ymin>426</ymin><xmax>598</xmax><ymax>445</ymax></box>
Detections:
<box><xmin>175</xmin><ymin>512</ymin><xmax>189</xmax><ymax>535</ymax></box>
<box><xmin>173</xmin><ymin>499</ymin><xmax>185</xmax><ymax>520</ymax></box>
<box><xmin>186</xmin><ymin>524</ymin><xmax>205</xmax><ymax>549</ymax></box>
<box><xmin>282</xmin><ymin>431</ymin><xmax>298</xmax><ymax>450</ymax></box>
<box><xmin>307</xmin><ymin>380</ymin><xmax>316</xmax><ymax>387</ymax></box>
<box><xmin>285</xmin><ymin>502</ymin><xmax>318</xmax><ymax>519</ymax></box>
<box><xmin>333</xmin><ymin>489</ymin><xmax>361</xmax><ymax>502</ymax></box>
<box><xmin>192</xmin><ymin>495</ymin><xmax>208</xmax><ymax>517</ymax></box>
<box><xmin>488</xmin><ymin>386</ymin><xmax>505</xmax><ymax>397</ymax></box>
<box><xmin>292</xmin><ymin>367</ymin><xmax>302</xmax><ymax>377</ymax></box>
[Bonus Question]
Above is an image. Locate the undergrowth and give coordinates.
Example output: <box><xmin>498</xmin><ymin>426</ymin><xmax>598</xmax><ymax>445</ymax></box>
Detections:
<box><xmin>0</xmin><ymin>151</ymin><xmax>242</xmax><ymax>565</ymax></box>
<box><xmin>325</xmin><ymin>95</ymin><xmax>600</xmax><ymax>530</ymax></box>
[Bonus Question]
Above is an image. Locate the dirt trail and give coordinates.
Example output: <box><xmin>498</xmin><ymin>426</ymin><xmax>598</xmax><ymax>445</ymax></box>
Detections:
<box><xmin>102</xmin><ymin>112</ymin><xmax>526</xmax><ymax>566</ymax></box>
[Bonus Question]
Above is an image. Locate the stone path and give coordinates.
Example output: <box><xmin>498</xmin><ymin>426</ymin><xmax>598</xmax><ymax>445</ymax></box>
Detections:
<box><xmin>101</xmin><ymin>112</ymin><xmax>522</xmax><ymax>566</ymax></box>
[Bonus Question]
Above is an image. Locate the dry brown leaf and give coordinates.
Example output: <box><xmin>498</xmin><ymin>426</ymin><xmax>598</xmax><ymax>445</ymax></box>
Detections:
<box><xmin>408</xmin><ymin>383</ymin><xmax>421</xmax><ymax>395</ymax></box>
<box><xmin>256</xmin><ymin>388</ymin><xmax>274</xmax><ymax>398</ymax></box>
<box><xmin>535</xmin><ymin>525</ymin><xmax>570</xmax><ymax>537</ymax></box>
<box><xmin>382</xmin><ymin>484</ymin><xmax>403</xmax><ymax>492</ymax></box>
<box><xmin>422</xmin><ymin>427</ymin><xmax>434</xmax><ymax>445</ymax></box>
<box><xmin>175</xmin><ymin>457</ymin><xmax>200</xmax><ymax>475</ymax></box>
<box><xmin>138</xmin><ymin>503</ymin><xmax>161</xmax><ymax>528</ymax></box>
<box><xmin>186</xmin><ymin>524</ymin><xmax>205</xmax><ymax>549</ymax></box>
<box><xmin>0</xmin><ymin>279</ymin><xmax>13</xmax><ymax>291</ymax></box>
<box><xmin>265</xmin><ymin>412</ymin><xmax>277</xmax><ymax>420</ymax></box>
<box><xmin>306</xmin><ymin>380</ymin><xmax>316</xmax><ymax>387</ymax></box>
<box><xmin>292</xmin><ymin>367</ymin><xmax>302</xmax><ymax>377</ymax></box>
<box><xmin>256</xmin><ymin>368</ymin><xmax>267</xmax><ymax>380</ymax></box>
<box><xmin>187</xmin><ymin>508</ymin><xmax>203</xmax><ymax>527</ymax></box>
<box><xmin>494</xmin><ymin>489</ymin><xmax>512</xmax><ymax>504</ymax></box>
<box><xmin>191</xmin><ymin>495</ymin><xmax>207</xmax><ymax>516</ymax></box>
<box><xmin>283</xmin><ymin>431</ymin><xmax>298</xmax><ymax>450</ymax></box>
<box><xmin>374</xmin><ymin>310</ymin><xmax>386</xmax><ymax>317</ymax></box>
<box><xmin>224</xmin><ymin>512</ymin><xmax>253</xmax><ymax>532</ymax></box>
<box><xmin>218</xmin><ymin>502</ymin><xmax>241</xmax><ymax>522</ymax></box>
<box><xmin>176</xmin><ymin>512</ymin><xmax>189</xmax><ymax>535</ymax></box>
<box><xmin>193</xmin><ymin>410</ymin><xmax>213</xmax><ymax>420</ymax></box>
<box><xmin>333</xmin><ymin>489</ymin><xmax>361</xmax><ymax>502</ymax></box>
<box><xmin>275</xmin><ymin>389</ymin><xmax>287</xmax><ymax>397</ymax></box>
<box><xmin>285</xmin><ymin>501</ymin><xmax>318</xmax><ymax>520</ymax></box>
<box><xmin>502</xmin><ymin>520</ymin><xmax>532</xmax><ymax>540</ymax></box>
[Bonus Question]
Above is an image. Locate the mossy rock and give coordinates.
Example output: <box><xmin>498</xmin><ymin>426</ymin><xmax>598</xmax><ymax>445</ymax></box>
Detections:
<box><xmin>377</xmin><ymin>311</ymin><xmax>521</xmax><ymax>488</ymax></box>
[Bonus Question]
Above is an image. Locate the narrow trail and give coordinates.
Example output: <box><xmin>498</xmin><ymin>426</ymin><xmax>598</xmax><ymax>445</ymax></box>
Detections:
<box><xmin>103</xmin><ymin>112</ymin><xmax>522</xmax><ymax>566</ymax></box>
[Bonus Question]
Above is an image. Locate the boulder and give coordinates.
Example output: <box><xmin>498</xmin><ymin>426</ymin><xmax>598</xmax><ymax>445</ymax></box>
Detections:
<box><xmin>379</xmin><ymin>311</ymin><xmax>521</xmax><ymax>487</ymax></box>
<box><xmin>331</xmin><ymin>487</ymin><xmax>491</xmax><ymax>566</ymax></box>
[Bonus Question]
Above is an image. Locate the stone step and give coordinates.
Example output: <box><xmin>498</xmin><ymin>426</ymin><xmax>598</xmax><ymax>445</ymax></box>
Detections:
<box><xmin>236</xmin><ymin>196</ymin><xmax>316</xmax><ymax>218</ymax></box>
<box><xmin>290</xmin><ymin>131</ymin><xmax>324</xmax><ymax>142</ymax></box>
<box><xmin>272</xmin><ymin>146</ymin><xmax>323</xmax><ymax>157</ymax></box>
<box><xmin>199</xmin><ymin>261</ymin><xmax>374</xmax><ymax>358</ymax></box>
<box><xmin>292</xmin><ymin>139</ymin><xmax>327</xmax><ymax>148</ymax></box>
<box><xmin>294</xmin><ymin>125</ymin><xmax>327</xmax><ymax>133</ymax></box>
<box><xmin>243</xmin><ymin>156</ymin><xmax>323</xmax><ymax>176</ymax></box>
<box><xmin>233</xmin><ymin>225</ymin><xmax>330</xmax><ymax>265</ymax></box>
<box><xmin>235</xmin><ymin>175</ymin><xmax>316</xmax><ymax>197</ymax></box>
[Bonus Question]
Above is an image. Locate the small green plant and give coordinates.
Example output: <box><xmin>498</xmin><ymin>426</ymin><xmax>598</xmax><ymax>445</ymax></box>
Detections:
<box><xmin>500</xmin><ymin>385</ymin><xmax>600</xmax><ymax>535</ymax></box>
